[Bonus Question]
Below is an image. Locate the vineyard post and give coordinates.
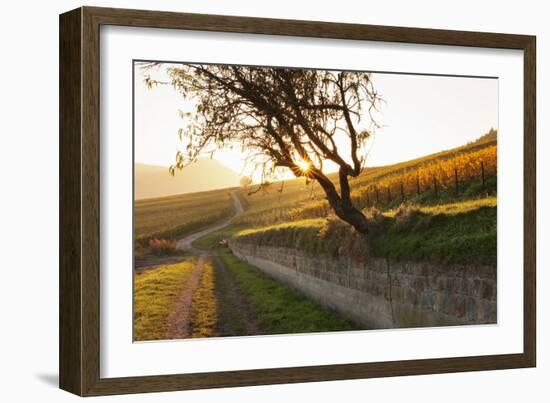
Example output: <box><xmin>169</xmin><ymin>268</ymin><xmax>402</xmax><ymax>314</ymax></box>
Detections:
<box><xmin>400</xmin><ymin>182</ymin><xmax>405</xmax><ymax>201</ymax></box>
<box><xmin>375</xmin><ymin>186</ymin><xmax>380</xmax><ymax>204</ymax></box>
<box><xmin>366</xmin><ymin>192</ymin><xmax>370</xmax><ymax>207</ymax></box>
<box><xmin>480</xmin><ymin>160</ymin><xmax>485</xmax><ymax>189</ymax></box>
<box><xmin>416</xmin><ymin>175</ymin><xmax>421</xmax><ymax>195</ymax></box>
<box><xmin>387</xmin><ymin>186</ymin><xmax>391</xmax><ymax>202</ymax></box>
<box><xmin>433</xmin><ymin>173</ymin><xmax>438</xmax><ymax>196</ymax></box>
<box><xmin>454</xmin><ymin>167</ymin><xmax>459</xmax><ymax>195</ymax></box>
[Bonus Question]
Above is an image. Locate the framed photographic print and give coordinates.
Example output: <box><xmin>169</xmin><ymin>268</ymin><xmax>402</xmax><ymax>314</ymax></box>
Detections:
<box><xmin>59</xmin><ymin>6</ymin><xmax>536</xmax><ymax>396</ymax></box>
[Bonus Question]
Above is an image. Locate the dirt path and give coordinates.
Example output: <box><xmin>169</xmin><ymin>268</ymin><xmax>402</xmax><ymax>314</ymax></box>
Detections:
<box><xmin>165</xmin><ymin>255</ymin><xmax>206</xmax><ymax>339</ymax></box>
<box><xmin>165</xmin><ymin>190</ymin><xmax>250</xmax><ymax>339</ymax></box>
<box><xmin>136</xmin><ymin>191</ymin><xmax>244</xmax><ymax>273</ymax></box>
<box><xmin>176</xmin><ymin>190</ymin><xmax>244</xmax><ymax>254</ymax></box>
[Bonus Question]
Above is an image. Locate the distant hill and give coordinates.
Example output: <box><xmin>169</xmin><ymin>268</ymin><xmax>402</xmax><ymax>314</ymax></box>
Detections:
<box><xmin>466</xmin><ymin>128</ymin><xmax>497</xmax><ymax>147</ymax></box>
<box><xmin>135</xmin><ymin>159</ymin><xmax>240</xmax><ymax>200</ymax></box>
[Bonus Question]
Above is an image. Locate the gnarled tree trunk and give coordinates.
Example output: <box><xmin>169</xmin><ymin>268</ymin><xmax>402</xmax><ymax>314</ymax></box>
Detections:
<box><xmin>312</xmin><ymin>166</ymin><xmax>369</xmax><ymax>234</ymax></box>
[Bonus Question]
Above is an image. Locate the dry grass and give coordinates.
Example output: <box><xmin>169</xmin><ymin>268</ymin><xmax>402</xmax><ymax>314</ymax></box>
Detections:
<box><xmin>148</xmin><ymin>238</ymin><xmax>178</xmax><ymax>256</ymax></box>
<box><xmin>190</xmin><ymin>260</ymin><xmax>218</xmax><ymax>338</ymax></box>
<box><xmin>383</xmin><ymin>197</ymin><xmax>497</xmax><ymax>218</ymax></box>
<box><xmin>134</xmin><ymin>260</ymin><xmax>195</xmax><ymax>341</ymax></box>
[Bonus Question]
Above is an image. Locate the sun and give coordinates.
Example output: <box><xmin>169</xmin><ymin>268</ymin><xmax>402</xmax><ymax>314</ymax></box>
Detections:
<box><xmin>295</xmin><ymin>158</ymin><xmax>311</xmax><ymax>174</ymax></box>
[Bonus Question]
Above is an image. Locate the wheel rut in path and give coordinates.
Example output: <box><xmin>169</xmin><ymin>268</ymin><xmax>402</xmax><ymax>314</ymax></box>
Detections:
<box><xmin>212</xmin><ymin>256</ymin><xmax>259</xmax><ymax>337</ymax></box>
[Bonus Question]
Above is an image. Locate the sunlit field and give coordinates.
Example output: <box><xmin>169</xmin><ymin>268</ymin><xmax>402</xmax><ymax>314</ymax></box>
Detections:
<box><xmin>189</xmin><ymin>140</ymin><xmax>497</xmax><ymax>269</ymax></box>
<box><xmin>235</xmin><ymin>139</ymin><xmax>496</xmax><ymax>228</ymax></box>
<box><xmin>135</xmin><ymin>187</ymin><xmax>235</xmax><ymax>242</ymax></box>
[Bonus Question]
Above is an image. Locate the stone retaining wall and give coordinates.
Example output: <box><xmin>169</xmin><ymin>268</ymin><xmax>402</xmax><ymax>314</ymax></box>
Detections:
<box><xmin>229</xmin><ymin>240</ymin><xmax>496</xmax><ymax>329</ymax></box>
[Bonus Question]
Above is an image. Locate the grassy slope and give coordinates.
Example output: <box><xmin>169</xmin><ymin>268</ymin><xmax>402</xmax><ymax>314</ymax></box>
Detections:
<box><xmin>134</xmin><ymin>260</ymin><xmax>195</xmax><ymax>341</ymax></box>
<box><xmin>135</xmin><ymin>187</ymin><xmax>235</xmax><ymax>242</ymax></box>
<box><xmin>234</xmin><ymin>198</ymin><xmax>497</xmax><ymax>266</ymax></box>
<box><xmin>371</xmin><ymin>205</ymin><xmax>496</xmax><ymax>265</ymax></box>
<box><xmin>219</xmin><ymin>249</ymin><xmax>358</xmax><ymax>334</ymax></box>
<box><xmin>229</xmin><ymin>140</ymin><xmax>497</xmax><ymax>266</ymax></box>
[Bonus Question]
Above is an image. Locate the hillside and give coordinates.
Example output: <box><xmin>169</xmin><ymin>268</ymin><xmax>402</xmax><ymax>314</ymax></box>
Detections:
<box><xmin>234</xmin><ymin>138</ymin><xmax>497</xmax><ymax>227</ymax></box>
<box><xmin>135</xmin><ymin>135</ymin><xmax>498</xmax><ymax>265</ymax></box>
<box><xmin>224</xmin><ymin>138</ymin><xmax>498</xmax><ymax>266</ymax></box>
<box><xmin>135</xmin><ymin>187</ymin><xmax>234</xmax><ymax>241</ymax></box>
<box><xmin>135</xmin><ymin>159</ymin><xmax>241</xmax><ymax>199</ymax></box>
<box><xmin>466</xmin><ymin>128</ymin><xmax>497</xmax><ymax>147</ymax></box>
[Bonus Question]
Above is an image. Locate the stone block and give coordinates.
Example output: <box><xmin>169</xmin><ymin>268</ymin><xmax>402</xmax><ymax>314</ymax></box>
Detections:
<box><xmin>465</xmin><ymin>296</ymin><xmax>478</xmax><ymax>323</ymax></box>
<box><xmin>452</xmin><ymin>295</ymin><xmax>466</xmax><ymax>318</ymax></box>
<box><xmin>481</xmin><ymin>279</ymin><xmax>496</xmax><ymax>301</ymax></box>
<box><xmin>420</xmin><ymin>293</ymin><xmax>435</xmax><ymax>311</ymax></box>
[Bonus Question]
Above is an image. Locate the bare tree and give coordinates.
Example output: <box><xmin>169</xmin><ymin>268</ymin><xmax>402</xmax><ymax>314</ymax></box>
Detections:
<box><xmin>144</xmin><ymin>64</ymin><xmax>381</xmax><ymax>234</ymax></box>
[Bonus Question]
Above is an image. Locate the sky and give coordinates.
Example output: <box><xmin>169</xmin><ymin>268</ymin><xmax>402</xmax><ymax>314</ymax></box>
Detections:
<box><xmin>134</xmin><ymin>63</ymin><xmax>498</xmax><ymax>182</ymax></box>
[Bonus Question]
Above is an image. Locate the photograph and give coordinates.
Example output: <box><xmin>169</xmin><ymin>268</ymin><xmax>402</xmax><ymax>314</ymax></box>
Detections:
<box><xmin>132</xmin><ymin>61</ymin><xmax>498</xmax><ymax>342</ymax></box>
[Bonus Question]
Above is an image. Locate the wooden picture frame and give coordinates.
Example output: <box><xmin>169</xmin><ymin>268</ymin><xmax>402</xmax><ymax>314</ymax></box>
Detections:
<box><xmin>59</xmin><ymin>6</ymin><xmax>536</xmax><ymax>396</ymax></box>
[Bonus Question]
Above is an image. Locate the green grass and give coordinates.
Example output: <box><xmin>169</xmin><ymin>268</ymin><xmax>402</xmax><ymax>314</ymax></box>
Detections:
<box><xmin>134</xmin><ymin>260</ymin><xmax>195</xmax><ymax>341</ymax></box>
<box><xmin>370</xmin><ymin>205</ymin><xmax>497</xmax><ymax>266</ymax></box>
<box><xmin>233</xmin><ymin>198</ymin><xmax>497</xmax><ymax>266</ymax></box>
<box><xmin>219</xmin><ymin>248</ymin><xmax>358</xmax><ymax>334</ymax></box>
<box><xmin>135</xmin><ymin>188</ymin><xmax>235</xmax><ymax>242</ymax></box>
